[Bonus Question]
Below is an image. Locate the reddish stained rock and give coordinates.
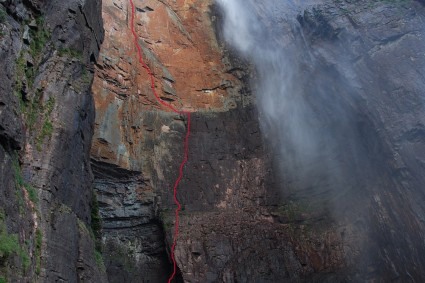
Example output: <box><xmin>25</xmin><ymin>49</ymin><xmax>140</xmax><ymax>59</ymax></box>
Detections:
<box><xmin>91</xmin><ymin>0</ymin><xmax>239</xmax><ymax>169</ymax></box>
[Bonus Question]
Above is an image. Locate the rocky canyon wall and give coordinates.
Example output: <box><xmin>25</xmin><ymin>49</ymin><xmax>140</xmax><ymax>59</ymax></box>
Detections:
<box><xmin>92</xmin><ymin>0</ymin><xmax>425</xmax><ymax>282</ymax></box>
<box><xmin>0</xmin><ymin>0</ymin><xmax>105</xmax><ymax>281</ymax></box>
<box><xmin>1</xmin><ymin>0</ymin><xmax>424</xmax><ymax>282</ymax></box>
<box><xmin>90</xmin><ymin>0</ymin><xmax>272</xmax><ymax>281</ymax></box>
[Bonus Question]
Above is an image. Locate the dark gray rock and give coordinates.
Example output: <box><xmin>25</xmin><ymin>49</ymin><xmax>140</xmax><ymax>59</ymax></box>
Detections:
<box><xmin>214</xmin><ymin>0</ymin><xmax>425</xmax><ymax>281</ymax></box>
<box><xmin>0</xmin><ymin>0</ymin><xmax>106</xmax><ymax>281</ymax></box>
<box><xmin>92</xmin><ymin>160</ymin><xmax>171</xmax><ymax>283</ymax></box>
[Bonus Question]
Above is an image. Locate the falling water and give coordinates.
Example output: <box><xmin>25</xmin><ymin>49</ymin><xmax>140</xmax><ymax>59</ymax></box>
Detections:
<box><xmin>217</xmin><ymin>0</ymin><xmax>425</xmax><ymax>280</ymax></box>
<box><xmin>216</xmin><ymin>0</ymin><xmax>369</xmax><ymax>215</ymax></box>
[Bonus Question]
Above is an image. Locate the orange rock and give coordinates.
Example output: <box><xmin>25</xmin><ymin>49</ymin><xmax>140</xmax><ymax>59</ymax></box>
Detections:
<box><xmin>91</xmin><ymin>0</ymin><xmax>238</xmax><ymax>168</ymax></box>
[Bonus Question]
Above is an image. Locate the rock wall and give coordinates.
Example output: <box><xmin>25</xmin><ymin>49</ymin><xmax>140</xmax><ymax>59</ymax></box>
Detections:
<box><xmin>91</xmin><ymin>0</ymin><xmax>345</xmax><ymax>282</ymax></box>
<box><xmin>1</xmin><ymin>0</ymin><xmax>423</xmax><ymax>282</ymax></box>
<box><xmin>60</xmin><ymin>0</ymin><xmax>425</xmax><ymax>282</ymax></box>
<box><xmin>0</xmin><ymin>0</ymin><xmax>105</xmax><ymax>282</ymax></box>
<box><xmin>272</xmin><ymin>0</ymin><xmax>425</xmax><ymax>281</ymax></box>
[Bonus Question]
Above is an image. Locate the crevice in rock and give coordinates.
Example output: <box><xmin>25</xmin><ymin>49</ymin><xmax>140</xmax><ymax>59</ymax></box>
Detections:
<box><xmin>92</xmin><ymin>159</ymin><xmax>174</xmax><ymax>282</ymax></box>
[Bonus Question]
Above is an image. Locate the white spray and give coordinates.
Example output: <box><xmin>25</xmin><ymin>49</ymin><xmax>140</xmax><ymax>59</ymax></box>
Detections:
<box><xmin>216</xmin><ymin>0</ymin><xmax>362</xmax><ymax>211</ymax></box>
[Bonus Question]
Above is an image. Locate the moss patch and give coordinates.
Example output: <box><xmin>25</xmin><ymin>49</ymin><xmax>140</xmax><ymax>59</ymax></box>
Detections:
<box><xmin>0</xmin><ymin>210</ymin><xmax>30</xmax><ymax>275</ymax></box>
<box><xmin>29</xmin><ymin>17</ymin><xmax>50</xmax><ymax>61</ymax></box>
<box><xmin>58</xmin><ymin>48</ymin><xmax>83</xmax><ymax>60</ymax></box>
<box><xmin>0</xmin><ymin>6</ymin><xmax>6</xmax><ymax>24</ymax></box>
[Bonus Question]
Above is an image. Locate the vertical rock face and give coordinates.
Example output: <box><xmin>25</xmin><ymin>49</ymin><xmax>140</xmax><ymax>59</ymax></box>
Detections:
<box><xmin>90</xmin><ymin>0</ymin><xmax>425</xmax><ymax>283</ymax></box>
<box><xmin>1</xmin><ymin>0</ymin><xmax>423</xmax><ymax>282</ymax></box>
<box><xmin>91</xmin><ymin>0</ymin><xmax>269</xmax><ymax>281</ymax></box>
<box><xmin>257</xmin><ymin>0</ymin><xmax>425</xmax><ymax>281</ymax></box>
<box><xmin>0</xmin><ymin>0</ymin><xmax>422</xmax><ymax>281</ymax></box>
<box><xmin>217</xmin><ymin>0</ymin><xmax>425</xmax><ymax>281</ymax></box>
<box><xmin>0</xmin><ymin>0</ymin><xmax>105</xmax><ymax>282</ymax></box>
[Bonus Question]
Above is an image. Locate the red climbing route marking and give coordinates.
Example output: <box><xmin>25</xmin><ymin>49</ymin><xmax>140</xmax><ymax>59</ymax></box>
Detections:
<box><xmin>129</xmin><ymin>0</ymin><xmax>191</xmax><ymax>281</ymax></box>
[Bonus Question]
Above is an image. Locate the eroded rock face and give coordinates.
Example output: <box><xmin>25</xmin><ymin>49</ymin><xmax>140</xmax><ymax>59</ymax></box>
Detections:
<box><xmin>91</xmin><ymin>0</ymin><xmax>256</xmax><ymax>281</ymax></box>
<box><xmin>217</xmin><ymin>0</ymin><xmax>425</xmax><ymax>281</ymax></box>
<box><xmin>91</xmin><ymin>0</ymin><xmax>242</xmax><ymax>170</ymax></box>
<box><xmin>92</xmin><ymin>159</ymin><xmax>171</xmax><ymax>283</ymax></box>
<box><xmin>92</xmin><ymin>0</ymin><xmax>425</xmax><ymax>283</ymax></box>
<box><xmin>0</xmin><ymin>0</ymin><xmax>105</xmax><ymax>281</ymax></box>
<box><xmin>273</xmin><ymin>1</ymin><xmax>425</xmax><ymax>280</ymax></box>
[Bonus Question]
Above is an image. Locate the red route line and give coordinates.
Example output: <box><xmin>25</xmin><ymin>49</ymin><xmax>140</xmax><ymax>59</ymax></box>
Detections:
<box><xmin>129</xmin><ymin>1</ymin><xmax>191</xmax><ymax>282</ymax></box>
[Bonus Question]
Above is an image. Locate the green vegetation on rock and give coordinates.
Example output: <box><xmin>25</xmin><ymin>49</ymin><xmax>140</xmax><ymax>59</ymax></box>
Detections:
<box><xmin>29</xmin><ymin>17</ymin><xmax>50</xmax><ymax>61</ymax></box>
<box><xmin>0</xmin><ymin>210</ymin><xmax>30</xmax><ymax>275</ymax></box>
<box><xmin>0</xmin><ymin>6</ymin><xmax>6</xmax><ymax>24</ymax></box>
<box><xmin>90</xmin><ymin>192</ymin><xmax>102</xmax><ymax>252</ymax></box>
<box><xmin>0</xmin><ymin>227</ymin><xmax>20</xmax><ymax>261</ymax></box>
<box><xmin>90</xmin><ymin>193</ymin><xmax>105</xmax><ymax>272</ymax></box>
<box><xmin>13</xmin><ymin>16</ymin><xmax>55</xmax><ymax>151</ymax></box>
<box><xmin>94</xmin><ymin>250</ymin><xmax>105</xmax><ymax>271</ymax></box>
<box><xmin>78</xmin><ymin>217</ymin><xmax>106</xmax><ymax>272</ymax></box>
<box><xmin>58</xmin><ymin>48</ymin><xmax>83</xmax><ymax>60</ymax></box>
<box><xmin>12</xmin><ymin>155</ymin><xmax>38</xmax><ymax>204</ymax></box>
<box><xmin>35</xmin><ymin>229</ymin><xmax>42</xmax><ymax>275</ymax></box>
<box><xmin>81</xmin><ymin>68</ymin><xmax>92</xmax><ymax>85</ymax></box>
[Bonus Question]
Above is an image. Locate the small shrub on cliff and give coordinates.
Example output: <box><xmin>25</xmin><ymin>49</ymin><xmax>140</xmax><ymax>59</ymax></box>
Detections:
<box><xmin>0</xmin><ymin>6</ymin><xmax>6</xmax><ymax>23</ymax></box>
<box><xmin>29</xmin><ymin>17</ymin><xmax>50</xmax><ymax>60</ymax></box>
<box><xmin>36</xmin><ymin>96</ymin><xmax>55</xmax><ymax>149</ymax></box>
<box><xmin>0</xmin><ymin>201</ymin><xmax>30</xmax><ymax>274</ymax></box>
<box><xmin>0</xmin><ymin>212</ymin><xmax>19</xmax><ymax>264</ymax></box>
<box><xmin>81</xmin><ymin>68</ymin><xmax>91</xmax><ymax>85</ymax></box>
<box><xmin>25</xmin><ymin>184</ymin><xmax>38</xmax><ymax>204</ymax></box>
<box><xmin>12</xmin><ymin>155</ymin><xmax>38</xmax><ymax>204</ymax></box>
<box><xmin>58</xmin><ymin>48</ymin><xmax>83</xmax><ymax>60</ymax></box>
<box><xmin>36</xmin><ymin>120</ymin><xmax>53</xmax><ymax>150</ymax></box>
<box><xmin>94</xmin><ymin>250</ymin><xmax>105</xmax><ymax>271</ymax></box>
<box><xmin>90</xmin><ymin>192</ymin><xmax>102</xmax><ymax>252</ymax></box>
<box><xmin>35</xmin><ymin>229</ymin><xmax>42</xmax><ymax>274</ymax></box>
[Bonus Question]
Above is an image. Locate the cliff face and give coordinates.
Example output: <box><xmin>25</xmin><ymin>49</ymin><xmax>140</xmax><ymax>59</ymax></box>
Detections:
<box><xmin>92</xmin><ymin>0</ymin><xmax>425</xmax><ymax>282</ymax></box>
<box><xmin>1</xmin><ymin>0</ymin><xmax>424</xmax><ymax>282</ymax></box>
<box><xmin>90</xmin><ymin>0</ymin><xmax>261</xmax><ymax>281</ymax></box>
<box><xmin>287</xmin><ymin>1</ymin><xmax>425</xmax><ymax>280</ymax></box>
<box><xmin>0</xmin><ymin>0</ymin><xmax>105</xmax><ymax>282</ymax></box>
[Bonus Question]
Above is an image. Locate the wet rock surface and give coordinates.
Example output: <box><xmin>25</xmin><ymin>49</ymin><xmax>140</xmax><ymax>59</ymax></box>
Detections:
<box><xmin>1</xmin><ymin>0</ymin><xmax>423</xmax><ymax>282</ymax></box>
<box><xmin>286</xmin><ymin>1</ymin><xmax>425</xmax><ymax>281</ymax></box>
<box><xmin>92</xmin><ymin>0</ymin><xmax>425</xmax><ymax>282</ymax></box>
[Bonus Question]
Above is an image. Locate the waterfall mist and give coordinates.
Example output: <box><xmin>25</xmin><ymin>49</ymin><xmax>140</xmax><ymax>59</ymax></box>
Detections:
<box><xmin>216</xmin><ymin>0</ymin><xmax>371</xmax><ymax>218</ymax></box>
<box><xmin>215</xmin><ymin>0</ymin><xmax>425</xmax><ymax>280</ymax></box>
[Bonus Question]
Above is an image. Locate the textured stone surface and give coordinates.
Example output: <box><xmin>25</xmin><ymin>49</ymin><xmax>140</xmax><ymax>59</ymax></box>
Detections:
<box><xmin>89</xmin><ymin>0</ymin><xmax>425</xmax><ymax>282</ymax></box>
<box><xmin>215</xmin><ymin>0</ymin><xmax>425</xmax><ymax>281</ymax></box>
<box><xmin>279</xmin><ymin>1</ymin><xmax>425</xmax><ymax>281</ymax></box>
<box><xmin>90</xmin><ymin>1</ymin><xmax>254</xmax><ymax>281</ymax></box>
<box><xmin>92</xmin><ymin>160</ymin><xmax>171</xmax><ymax>283</ymax></box>
<box><xmin>91</xmin><ymin>0</ymin><xmax>243</xmax><ymax>170</ymax></box>
<box><xmin>1</xmin><ymin>0</ymin><xmax>423</xmax><ymax>281</ymax></box>
<box><xmin>0</xmin><ymin>0</ymin><xmax>106</xmax><ymax>281</ymax></box>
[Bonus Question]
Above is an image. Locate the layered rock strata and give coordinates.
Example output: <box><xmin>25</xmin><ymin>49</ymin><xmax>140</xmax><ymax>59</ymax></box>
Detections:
<box><xmin>92</xmin><ymin>0</ymin><xmax>425</xmax><ymax>282</ymax></box>
<box><xmin>0</xmin><ymin>0</ymin><xmax>105</xmax><ymax>281</ymax></box>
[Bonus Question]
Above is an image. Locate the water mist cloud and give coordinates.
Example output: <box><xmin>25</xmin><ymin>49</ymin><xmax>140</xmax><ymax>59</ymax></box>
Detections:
<box><xmin>216</xmin><ymin>0</ymin><xmax>367</xmax><ymax>212</ymax></box>
<box><xmin>216</xmin><ymin>0</ymin><xmax>425</xmax><ymax>279</ymax></box>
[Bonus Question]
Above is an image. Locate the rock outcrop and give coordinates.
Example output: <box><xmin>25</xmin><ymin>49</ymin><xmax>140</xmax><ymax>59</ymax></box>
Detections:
<box><xmin>0</xmin><ymin>0</ymin><xmax>105</xmax><ymax>281</ymax></box>
<box><xmin>1</xmin><ymin>0</ymin><xmax>424</xmax><ymax>282</ymax></box>
<box><xmin>92</xmin><ymin>0</ymin><xmax>425</xmax><ymax>282</ymax></box>
<box><xmin>91</xmin><ymin>0</ymin><xmax>252</xmax><ymax>281</ymax></box>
